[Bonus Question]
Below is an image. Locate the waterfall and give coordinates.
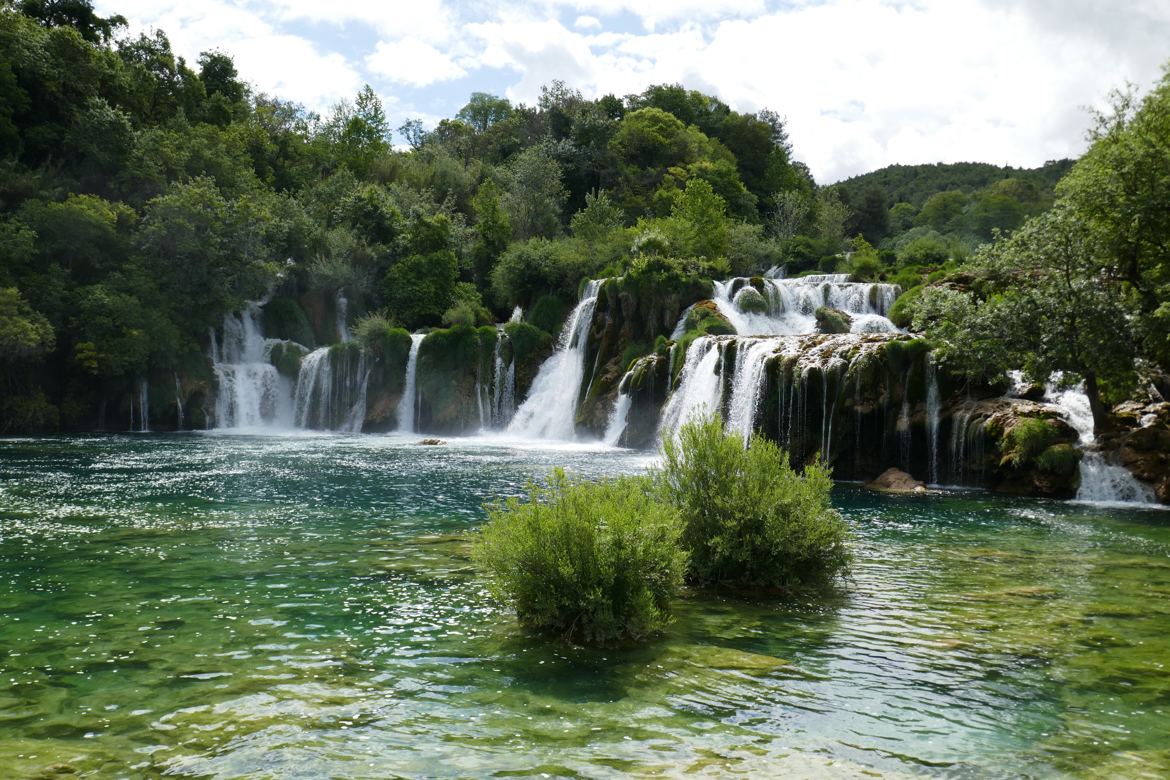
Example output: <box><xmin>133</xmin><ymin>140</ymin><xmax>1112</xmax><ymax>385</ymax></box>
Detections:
<box><xmin>709</xmin><ymin>275</ymin><xmax>901</xmax><ymax>337</ymax></box>
<box><xmin>1048</xmin><ymin>384</ymin><xmax>1155</xmax><ymax>504</ymax></box>
<box><xmin>292</xmin><ymin>346</ymin><xmax>370</xmax><ymax>432</ymax></box>
<box><xmin>897</xmin><ymin>367</ymin><xmax>912</xmax><ymax>471</ymax></box>
<box><xmin>948</xmin><ymin>399</ymin><xmax>978</xmax><ymax>485</ymax></box>
<box><xmin>603</xmin><ymin>372</ymin><xmax>634</xmax><ymax>446</ymax></box>
<box><xmin>336</xmin><ymin>291</ymin><xmax>351</xmax><ymax>343</ymax></box>
<box><xmin>507</xmin><ymin>280</ymin><xmax>604</xmax><ymax>440</ymax></box>
<box><xmin>510</xmin><ymin>306</ymin><xmax>523</xmax><ymax>323</ymax></box>
<box><xmin>926</xmin><ymin>356</ymin><xmax>941</xmax><ymax>485</ymax></box>
<box><xmin>490</xmin><ymin>331</ymin><xmax>516</xmax><ymax>428</ymax></box>
<box><xmin>174</xmin><ymin>373</ymin><xmax>184</xmax><ymax>430</ymax></box>
<box><xmin>210</xmin><ymin>302</ymin><xmax>295</xmax><ymax>429</ymax></box>
<box><xmin>658</xmin><ymin>337</ymin><xmax>725</xmax><ymax>439</ymax></box>
<box><xmin>134</xmin><ymin>378</ymin><xmax>149</xmax><ymax>432</ymax></box>
<box><xmin>397</xmin><ymin>334</ymin><xmax>424</xmax><ymax>434</ymax></box>
<box><xmin>725</xmin><ymin>339</ymin><xmax>776</xmax><ymax>444</ymax></box>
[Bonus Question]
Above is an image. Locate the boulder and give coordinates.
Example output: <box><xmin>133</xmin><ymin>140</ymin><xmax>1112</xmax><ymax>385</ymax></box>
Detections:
<box><xmin>417</xmin><ymin>438</ymin><xmax>446</xmax><ymax>446</ymax></box>
<box><xmin>865</xmin><ymin>467</ymin><xmax>926</xmax><ymax>494</ymax></box>
<box><xmin>815</xmin><ymin>306</ymin><xmax>852</xmax><ymax>334</ymax></box>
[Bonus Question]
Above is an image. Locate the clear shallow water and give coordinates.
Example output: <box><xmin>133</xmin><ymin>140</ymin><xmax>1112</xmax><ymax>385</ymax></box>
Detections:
<box><xmin>1</xmin><ymin>434</ymin><xmax>1168</xmax><ymax>779</ymax></box>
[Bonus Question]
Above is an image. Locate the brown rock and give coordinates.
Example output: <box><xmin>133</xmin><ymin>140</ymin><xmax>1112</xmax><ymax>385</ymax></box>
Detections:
<box><xmin>417</xmin><ymin>438</ymin><xmax>446</xmax><ymax>446</ymax></box>
<box><xmin>865</xmin><ymin>467</ymin><xmax>927</xmax><ymax>494</ymax></box>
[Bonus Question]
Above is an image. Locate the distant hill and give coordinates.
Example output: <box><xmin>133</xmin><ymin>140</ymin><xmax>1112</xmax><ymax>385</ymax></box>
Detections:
<box><xmin>835</xmin><ymin>160</ymin><xmax>1075</xmax><ymax>209</ymax></box>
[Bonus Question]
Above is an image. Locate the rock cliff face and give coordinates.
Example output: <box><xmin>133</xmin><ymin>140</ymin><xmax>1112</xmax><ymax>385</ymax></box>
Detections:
<box><xmin>1106</xmin><ymin>401</ymin><xmax>1170</xmax><ymax>502</ymax></box>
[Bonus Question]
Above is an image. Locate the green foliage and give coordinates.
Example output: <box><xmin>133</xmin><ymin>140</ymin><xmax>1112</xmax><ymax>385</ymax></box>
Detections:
<box><xmin>474</xmin><ymin>469</ymin><xmax>686</xmax><ymax>644</ymax></box>
<box><xmin>268</xmin><ymin>340</ymin><xmax>306</xmax><ymax>379</ymax></box>
<box><xmin>261</xmin><ymin>297</ymin><xmax>314</xmax><ymax>348</ymax></box>
<box><xmin>0</xmin><ymin>286</ymin><xmax>55</xmax><ymax>361</ymax></box>
<box><xmin>887</xmin><ymin>285</ymin><xmax>924</xmax><ymax>329</ymax></box>
<box><xmin>444</xmin><ymin>282</ymin><xmax>492</xmax><ymax>328</ymax></box>
<box><xmin>501</xmin><ymin>146</ymin><xmax>567</xmax><ymax>240</ymax></box>
<box><xmin>1002</xmin><ymin>418</ymin><xmax>1062</xmax><ymax>468</ymax></box>
<box><xmin>1037</xmin><ymin>443</ymin><xmax>1080</xmax><ymax>477</ymax></box>
<box><xmin>526</xmin><ymin>294</ymin><xmax>567</xmax><ymax>337</ymax></box>
<box><xmin>656</xmin><ymin>415</ymin><xmax>851</xmax><ymax>590</ymax></box>
<box><xmin>491</xmin><ymin>238</ymin><xmax>595</xmax><ymax>309</ymax></box>
<box><xmin>0</xmin><ymin>391</ymin><xmax>59</xmax><ymax>433</ymax></box>
<box><xmin>503</xmin><ymin>320</ymin><xmax>552</xmax><ymax>364</ymax></box>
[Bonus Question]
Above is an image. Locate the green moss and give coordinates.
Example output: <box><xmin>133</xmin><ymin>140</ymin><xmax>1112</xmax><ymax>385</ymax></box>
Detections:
<box><xmin>269</xmin><ymin>341</ymin><xmax>309</xmax><ymax>379</ymax></box>
<box><xmin>815</xmin><ymin>306</ymin><xmax>852</xmax><ymax>334</ymax></box>
<box><xmin>504</xmin><ymin>321</ymin><xmax>552</xmax><ymax>364</ymax></box>
<box><xmin>527</xmin><ymin>295</ymin><xmax>568</xmax><ymax>338</ymax></box>
<box><xmin>1037</xmin><ymin>443</ymin><xmax>1081</xmax><ymax>476</ymax></box>
<box><xmin>619</xmin><ymin>341</ymin><xmax>648</xmax><ymax>372</ymax></box>
<box><xmin>262</xmin><ymin>297</ymin><xmax>315</xmax><ymax>348</ymax></box>
<box><xmin>735</xmin><ymin>287</ymin><xmax>768</xmax><ymax>314</ymax></box>
<box><xmin>1003</xmin><ymin>418</ymin><xmax>1062</xmax><ymax>467</ymax></box>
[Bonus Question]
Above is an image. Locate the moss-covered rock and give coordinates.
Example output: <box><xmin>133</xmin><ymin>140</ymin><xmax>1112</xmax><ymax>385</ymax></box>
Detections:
<box><xmin>269</xmin><ymin>341</ymin><xmax>310</xmax><ymax>379</ymax></box>
<box><xmin>413</xmin><ymin>325</ymin><xmax>496</xmax><ymax>434</ymax></box>
<box><xmin>815</xmin><ymin>306</ymin><xmax>852</xmax><ymax>334</ymax></box>
<box><xmin>503</xmin><ymin>321</ymin><xmax>553</xmax><ymax>401</ymax></box>
<box><xmin>734</xmin><ymin>286</ymin><xmax>768</xmax><ymax>314</ymax></box>
<box><xmin>363</xmin><ymin>327</ymin><xmax>413</xmax><ymax>431</ymax></box>
<box><xmin>262</xmin><ymin>297</ymin><xmax>315</xmax><ymax>348</ymax></box>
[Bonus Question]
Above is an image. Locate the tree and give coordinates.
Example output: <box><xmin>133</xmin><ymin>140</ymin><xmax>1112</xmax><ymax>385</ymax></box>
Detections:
<box><xmin>501</xmin><ymin>146</ymin><xmax>567</xmax><ymax>240</ymax></box>
<box><xmin>381</xmin><ymin>214</ymin><xmax>458</xmax><ymax>328</ymax></box>
<box><xmin>471</xmin><ymin>180</ymin><xmax>509</xmax><ymax>285</ymax></box>
<box><xmin>456</xmin><ymin>92</ymin><xmax>512</xmax><ymax>133</ymax></box>
<box><xmin>0</xmin><ymin>286</ymin><xmax>54</xmax><ymax>361</ymax></box>
<box><xmin>913</xmin><ymin>203</ymin><xmax>1135</xmax><ymax>430</ymax></box>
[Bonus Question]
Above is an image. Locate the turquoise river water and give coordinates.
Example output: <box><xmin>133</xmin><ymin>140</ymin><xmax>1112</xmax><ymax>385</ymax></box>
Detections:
<box><xmin>1</xmin><ymin>433</ymin><xmax>1168</xmax><ymax>778</ymax></box>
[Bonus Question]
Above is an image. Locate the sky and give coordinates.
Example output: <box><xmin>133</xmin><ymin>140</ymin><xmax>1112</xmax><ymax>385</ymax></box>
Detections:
<box><xmin>93</xmin><ymin>0</ymin><xmax>1170</xmax><ymax>183</ymax></box>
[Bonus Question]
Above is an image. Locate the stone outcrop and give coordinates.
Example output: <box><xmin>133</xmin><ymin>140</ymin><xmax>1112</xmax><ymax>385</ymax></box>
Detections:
<box><xmin>1105</xmin><ymin>401</ymin><xmax>1170</xmax><ymax>503</ymax></box>
<box><xmin>865</xmin><ymin>467</ymin><xmax>926</xmax><ymax>493</ymax></box>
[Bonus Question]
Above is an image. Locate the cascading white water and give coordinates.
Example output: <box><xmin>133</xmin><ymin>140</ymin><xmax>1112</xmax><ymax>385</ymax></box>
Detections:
<box><xmin>336</xmin><ymin>291</ymin><xmax>351</xmax><ymax>343</ymax></box>
<box><xmin>211</xmin><ymin>303</ymin><xmax>294</xmax><ymax>429</ymax></box>
<box><xmin>490</xmin><ymin>331</ymin><xmax>516</xmax><ymax>428</ymax></box>
<box><xmin>603</xmin><ymin>373</ymin><xmax>633</xmax><ymax>447</ymax></box>
<box><xmin>174</xmin><ymin>373</ymin><xmax>184</xmax><ymax>430</ymax></box>
<box><xmin>507</xmin><ymin>280</ymin><xmax>604</xmax><ymax>440</ymax></box>
<box><xmin>926</xmin><ymin>356</ymin><xmax>941</xmax><ymax>485</ymax></box>
<box><xmin>1048</xmin><ymin>384</ymin><xmax>1155</xmax><ymax>504</ymax></box>
<box><xmin>135</xmin><ymin>378</ymin><xmax>149</xmax><ymax>432</ymax></box>
<box><xmin>658</xmin><ymin>337</ymin><xmax>724</xmax><ymax>440</ymax></box>
<box><xmin>397</xmin><ymin>334</ymin><xmax>424</xmax><ymax>434</ymax></box>
<box><xmin>292</xmin><ymin>347</ymin><xmax>371</xmax><ymax>432</ymax></box>
<box><xmin>725</xmin><ymin>339</ymin><xmax>776</xmax><ymax>444</ymax></box>
<box><xmin>710</xmin><ymin>275</ymin><xmax>901</xmax><ymax>336</ymax></box>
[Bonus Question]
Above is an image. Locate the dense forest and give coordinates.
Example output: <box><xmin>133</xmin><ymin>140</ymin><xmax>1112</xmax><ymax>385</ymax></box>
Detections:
<box><xmin>0</xmin><ymin>0</ymin><xmax>1167</xmax><ymax>434</ymax></box>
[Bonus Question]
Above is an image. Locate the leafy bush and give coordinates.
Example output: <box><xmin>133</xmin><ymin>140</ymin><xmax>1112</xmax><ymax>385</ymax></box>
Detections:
<box><xmin>735</xmin><ymin>286</ymin><xmax>768</xmax><ymax>314</ymax></box>
<box><xmin>526</xmin><ymin>294</ymin><xmax>568</xmax><ymax>337</ymax></box>
<box><xmin>1037</xmin><ymin>443</ymin><xmax>1080</xmax><ymax>476</ymax></box>
<box><xmin>656</xmin><ymin>415</ymin><xmax>850</xmax><ymax>591</ymax></box>
<box><xmin>887</xmin><ymin>285</ymin><xmax>924</xmax><ymax>329</ymax></box>
<box><xmin>474</xmin><ymin>470</ymin><xmax>686</xmax><ymax>644</ymax></box>
<box><xmin>262</xmin><ymin>297</ymin><xmax>315</xmax><ymax>348</ymax></box>
<box><xmin>1002</xmin><ymin>417</ymin><xmax>1061</xmax><ymax>467</ymax></box>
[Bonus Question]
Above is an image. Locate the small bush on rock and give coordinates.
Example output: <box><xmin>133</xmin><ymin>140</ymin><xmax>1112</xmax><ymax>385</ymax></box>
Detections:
<box><xmin>656</xmin><ymin>415</ymin><xmax>850</xmax><ymax>591</ymax></box>
<box><xmin>474</xmin><ymin>470</ymin><xmax>686</xmax><ymax>644</ymax></box>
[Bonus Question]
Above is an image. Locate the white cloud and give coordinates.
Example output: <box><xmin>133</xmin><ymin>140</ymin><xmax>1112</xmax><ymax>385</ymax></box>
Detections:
<box><xmin>265</xmin><ymin>0</ymin><xmax>456</xmax><ymax>41</ymax></box>
<box><xmin>97</xmin><ymin>0</ymin><xmax>1170</xmax><ymax>181</ymax></box>
<box><xmin>94</xmin><ymin>0</ymin><xmax>363</xmax><ymax>111</ymax></box>
<box><xmin>366</xmin><ymin>38</ymin><xmax>467</xmax><ymax>87</ymax></box>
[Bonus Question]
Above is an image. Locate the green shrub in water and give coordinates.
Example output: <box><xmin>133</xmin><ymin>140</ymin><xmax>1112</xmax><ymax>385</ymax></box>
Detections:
<box><xmin>657</xmin><ymin>415</ymin><xmax>851</xmax><ymax>591</ymax></box>
<box><xmin>474</xmin><ymin>470</ymin><xmax>686</xmax><ymax>644</ymax></box>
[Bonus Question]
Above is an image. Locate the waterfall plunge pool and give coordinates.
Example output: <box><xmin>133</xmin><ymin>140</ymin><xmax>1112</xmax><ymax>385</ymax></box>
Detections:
<box><xmin>1</xmin><ymin>433</ymin><xmax>1169</xmax><ymax>778</ymax></box>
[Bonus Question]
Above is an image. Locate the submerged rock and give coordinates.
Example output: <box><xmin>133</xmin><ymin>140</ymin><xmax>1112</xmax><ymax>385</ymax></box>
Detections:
<box><xmin>865</xmin><ymin>467</ymin><xmax>926</xmax><ymax>493</ymax></box>
<box><xmin>417</xmin><ymin>438</ymin><xmax>446</xmax><ymax>445</ymax></box>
